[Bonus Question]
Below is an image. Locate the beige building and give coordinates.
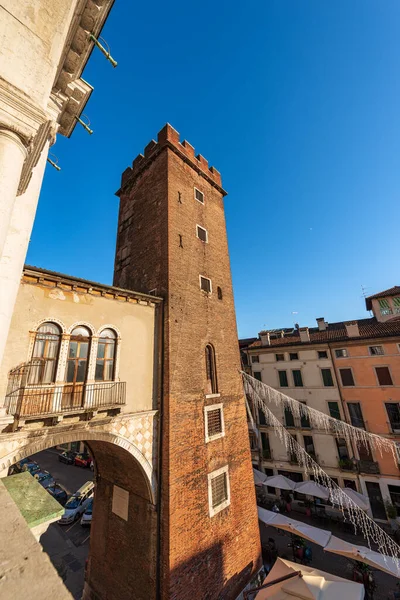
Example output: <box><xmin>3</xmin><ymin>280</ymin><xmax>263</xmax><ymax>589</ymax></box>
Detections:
<box><xmin>0</xmin><ymin>266</ymin><xmax>161</xmax><ymax>432</ymax></box>
<box><xmin>244</xmin><ymin>323</ymin><xmax>359</xmax><ymax>493</ymax></box>
<box><xmin>0</xmin><ymin>0</ymin><xmax>114</xmax><ymax>370</ymax></box>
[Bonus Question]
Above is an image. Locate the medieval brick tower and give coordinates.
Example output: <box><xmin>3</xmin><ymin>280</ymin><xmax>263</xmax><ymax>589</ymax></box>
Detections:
<box><xmin>114</xmin><ymin>124</ymin><xmax>261</xmax><ymax>599</ymax></box>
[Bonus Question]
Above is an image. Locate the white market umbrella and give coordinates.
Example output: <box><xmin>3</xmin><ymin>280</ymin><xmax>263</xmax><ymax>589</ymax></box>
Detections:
<box><xmin>258</xmin><ymin>507</ymin><xmax>332</xmax><ymax>547</ymax></box>
<box><xmin>340</xmin><ymin>488</ymin><xmax>370</xmax><ymax>511</ymax></box>
<box><xmin>254</xmin><ymin>468</ymin><xmax>268</xmax><ymax>486</ymax></box>
<box><xmin>264</xmin><ymin>475</ymin><xmax>296</xmax><ymax>491</ymax></box>
<box><xmin>294</xmin><ymin>481</ymin><xmax>330</xmax><ymax>500</ymax></box>
<box><xmin>255</xmin><ymin>557</ymin><xmax>364</xmax><ymax>599</ymax></box>
<box><xmin>324</xmin><ymin>536</ymin><xmax>400</xmax><ymax>579</ymax></box>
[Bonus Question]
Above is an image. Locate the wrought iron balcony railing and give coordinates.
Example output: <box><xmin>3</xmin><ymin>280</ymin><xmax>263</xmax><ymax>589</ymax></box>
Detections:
<box><xmin>356</xmin><ymin>459</ymin><xmax>380</xmax><ymax>475</ymax></box>
<box><xmin>5</xmin><ymin>381</ymin><xmax>126</xmax><ymax>419</ymax></box>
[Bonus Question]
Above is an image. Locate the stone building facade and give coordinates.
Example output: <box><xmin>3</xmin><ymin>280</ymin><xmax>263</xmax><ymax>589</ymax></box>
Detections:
<box><xmin>244</xmin><ymin>288</ymin><xmax>400</xmax><ymax>522</ymax></box>
<box><xmin>0</xmin><ymin>0</ymin><xmax>114</xmax><ymax>369</ymax></box>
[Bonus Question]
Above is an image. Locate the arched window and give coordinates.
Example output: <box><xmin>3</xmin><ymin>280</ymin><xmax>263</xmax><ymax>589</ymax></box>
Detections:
<box><xmin>95</xmin><ymin>329</ymin><xmax>117</xmax><ymax>381</ymax></box>
<box><xmin>29</xmin><ymin>322</ymin><xmax>61</xmax><ymax>384</ymax></box>
<box><xmin>205</xmin><ymin>344</ymin><xmax>218</xmax><ymax>394</ymax></box>
<box><xmin>66</xmin><ymin>326</ymin><xmax>91</xmax><ymax>383</ymax></box>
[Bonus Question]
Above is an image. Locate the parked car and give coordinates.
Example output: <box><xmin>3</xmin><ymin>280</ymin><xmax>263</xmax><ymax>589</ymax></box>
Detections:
<box><xmin>74</xmin><ymin>453</ymin><xmax>93</xmax><ymax>468</ymax></box>
<box><xmin>47</xmin><ymin>484</ymin><xmax>68</xmax><ymax>506</ymax></box>
<box><xmin>58</xmin><ymin>451</ymin><xmax>77</xmax><ymax>465</ymax></box>
<box><xmin>59</xmin><ymin>481</ymin><xmax>94</xmax><ymax>525</ymax></box>
<box><xmin>80</xmin><ymin>499</ymin><xmax>93</xmax><ymax>527</ymax></box>
<box><xmin>21</xmin><ymin>461</ymin><xmax>40</xmax><ymax>475</ymax></box>
<box><xmin>8</xmin><ymin>457</ymin><xmax>32</xmax><ymax>475</ymax></box>
<box><xmin>34</xmin><ymin>470</ymin><xmax>55</xmax><ymax>489</ymax></box>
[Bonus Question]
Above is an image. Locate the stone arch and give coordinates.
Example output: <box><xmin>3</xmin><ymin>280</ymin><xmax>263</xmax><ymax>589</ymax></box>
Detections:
<box><xmin>97</xmin><ymin>324</ymin><xmax>122</xmax><ymax>339</ymax></box>
<box><xmin>1</xmin><ymin>429</ymin><xmax>156</xmax><ymax>504</ymax></box>
<box><xmin>31</xmin><ymin>317</ymin><xmax>67</xmax><ymax>334</ymax></box>
<box><xmin>67</xmin><ymin>321</ymin><xmax>97</xmax><ymax>336</ymax></box>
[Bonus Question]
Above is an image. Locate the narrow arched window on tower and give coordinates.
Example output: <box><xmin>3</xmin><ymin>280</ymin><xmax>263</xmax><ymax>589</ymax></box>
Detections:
<box><xmin>205</xmin><ymin>344</ymin><xmax>218</xmax><ymax>394</ymax></box>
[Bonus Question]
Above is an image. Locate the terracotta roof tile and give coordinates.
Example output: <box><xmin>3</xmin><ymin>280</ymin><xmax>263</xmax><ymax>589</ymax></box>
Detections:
<box><xmin>247</xmin><ymin>317</ymin><xmax>400</xmax><ymax>349</ymax></box>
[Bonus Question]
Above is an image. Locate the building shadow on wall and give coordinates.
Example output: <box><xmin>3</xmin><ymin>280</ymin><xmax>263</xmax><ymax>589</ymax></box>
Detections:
<box><xmin>169</xmin><ymin>541</ymin><xmax>255</xmax><ymax>600</ymax></box>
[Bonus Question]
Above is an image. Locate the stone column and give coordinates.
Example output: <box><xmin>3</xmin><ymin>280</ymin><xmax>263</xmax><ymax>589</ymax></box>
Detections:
<box><xmin>0</xmin><ymin>129</ymin><xmax>27</xmax><ymax>260</ymax></box>
<box><xmin>0</xmin><ymin>139</ymin><xmax>49</xmax><ymax>371</ymax></box>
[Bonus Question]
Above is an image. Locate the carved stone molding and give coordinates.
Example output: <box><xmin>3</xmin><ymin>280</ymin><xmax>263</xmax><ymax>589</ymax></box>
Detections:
<box><xmin>17</xmin><ymin>120</ymin><xmax>56</xmax><ymax>196</ymax></box>
<box><xmin>0</xmin><ymin>77</ymin><xmax>47</xmax><ymax>146</ymax></box>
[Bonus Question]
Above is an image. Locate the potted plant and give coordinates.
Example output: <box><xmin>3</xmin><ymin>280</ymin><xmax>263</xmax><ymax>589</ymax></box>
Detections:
<box><xmin>385</xmin><ymin>501</ymin><xmax>398</xmax><ymax>531</ymax></box>
<box><xmin>339</xmin><ymin>458</ymin><xmax>354</xmax><ymax>471</ymax></box>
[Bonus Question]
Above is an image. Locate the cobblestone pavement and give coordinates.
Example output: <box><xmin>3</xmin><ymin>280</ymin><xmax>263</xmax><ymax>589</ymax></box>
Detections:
<box><xmin>259</xmin><ymin>507</ymin><xmax>400</xmax><ymax>600</ymax></box>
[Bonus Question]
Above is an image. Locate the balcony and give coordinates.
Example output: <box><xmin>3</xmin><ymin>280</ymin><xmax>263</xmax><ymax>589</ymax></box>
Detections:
<box><xmin>338</xmin><ymin>458</ymin><xmax>356</xmax><ymax>472</ymax></box>
<box><xmin>357</xmin><ymin>460</ymin><xmax>380</xmax><ymax>475</ymax></box>
<box><xmin>5</xmin><ymin>382</ymin><xmax>126</xmax><ymax>420</ymax></box>
<box><xmin>262</xmin><ymin>448</ymin><xmax>272</xmax><ymax>460</ymax></box>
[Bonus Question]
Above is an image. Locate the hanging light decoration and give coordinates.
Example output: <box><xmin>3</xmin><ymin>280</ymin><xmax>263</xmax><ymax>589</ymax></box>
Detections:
<box><xmin>243</xmin><ymin>372</ymin><xmax>400</xmax><ymax>570</ymax></box>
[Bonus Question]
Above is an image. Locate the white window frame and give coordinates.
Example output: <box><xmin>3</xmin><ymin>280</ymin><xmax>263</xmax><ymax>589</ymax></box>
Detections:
<box><xmin>194</xmin><ymin>187</ymin><xmax>204</xmax><ymax>204</ymax></box>
<box><xmin>369</xmin><ymin>345</ymin><xmax>384</xmax><ymax>356</ymax></box>
<box><xmin>204</xmin><ymin>403</ymin><xmax>225</xmax><ymax>443</ymax></box>
<box><xmin>199</xmin><ymin>275</ymin><xmax>212</xmax><ymax>294</ymax></box>
<box><xmin>196</xmin><ymin>224</ymin><xmax>208</xmax><ymax>243</ymax></box>
<box><xmin>208</xmin><ymin>465</ymin><xmax>230</xmax><ymax>517</ymax></box>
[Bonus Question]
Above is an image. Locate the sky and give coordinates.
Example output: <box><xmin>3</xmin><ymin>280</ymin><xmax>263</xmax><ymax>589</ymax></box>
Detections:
<box><xmin>28</xmin><ymin>1</ymin><xmax>400</xmax><ymax>338</ymax></box>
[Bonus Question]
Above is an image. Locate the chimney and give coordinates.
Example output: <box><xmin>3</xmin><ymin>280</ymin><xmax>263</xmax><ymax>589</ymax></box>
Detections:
<box><xmin>260</xmin><ymin>332</ymin><xmax>270</xmax><ymax>346</ymax></box>
<box><xmin>299</xmin><ymin>327</ymin><xmax>310</xmax><ymax>343</ymax></box>
<box><xmin>316</xmin><ymin>318</ymin><xmax>327</xmax><ymax>331</ymax></box>
<box><xmin>344</xmin><ymin>321</ymin><xmax>360</xmax><ymax>337</ymax></box>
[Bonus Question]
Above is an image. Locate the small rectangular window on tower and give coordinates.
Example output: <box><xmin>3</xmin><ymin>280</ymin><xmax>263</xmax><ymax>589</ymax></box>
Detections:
<box><xmin>205</xmin><ymin>404</ymin><xmax>224</xmax><ymax>442</ymax></box>
<box><xmin>200</xmin><ymin>276</ymin><xmax>212</xmax><ymax>293</ymax></box>
<box><xmin>196</xmin><ymin>225</ymin><xmax>208</xmax><ymax>242</ymax></box>
<box><xmin>208</xmin><ymin>466</ymin><xmax>230</xmax><ymax>516</ymax></box>
<box><xmin>194</xmin><ymin>188</ymin><xmax>204</xmax><ymax>204</ymax></box>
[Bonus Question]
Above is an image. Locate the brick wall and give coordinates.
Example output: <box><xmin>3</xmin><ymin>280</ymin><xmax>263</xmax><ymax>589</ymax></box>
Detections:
<box><xmin>114</xmin><ymin>124</ymin><xmax>261</xmax><ymax>599</ymax></box>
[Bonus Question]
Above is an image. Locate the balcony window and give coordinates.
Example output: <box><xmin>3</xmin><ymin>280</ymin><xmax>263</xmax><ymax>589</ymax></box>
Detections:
<box><xmin>327</xmin><ymin>402</ymin><xmax>341</xmax><ymax>420</ymax></box>
<box><xmin>261</xmin><ymin>432</ymin><xmax>271</xmax><ymax>459</ymax></box>
<box><xmin>292</xmin><ymin>370</ymin><xmax>303</xmax><ymax>387</ymax></box>
<box><xmin>347</xmin><ymin>403</ymin><xmax>365</xmax><ymax>429</ymax></box>
<box><xmin>386</xmin><ymin>403</ymin><xmax>400</xmax><ymax>433</ymax></box>
<box><xmin>375</xmin><ymin>366</ymin><xmax>393</xmax><ymax>386</ymax></box>
<box><xmin>303</xmin><ymin>435</ymin><xmax>316</xmax><ymax>459</ymax></box>
<box><xmin>284</xmin><ymin>406</ymin><xmax>295</xmax><ymax>427</ymax></box>
<box><xmin>258</xmin><ymin>407</ymin><xmax>266</xmax><ymax>425</ymax></box>
<box><xmin>336</xmin><ymin>438</ymin><xmax>349</xmax><ymax>460</ymax></box>
<box><xmin>339</xmin><ymin>368</ymin><xmax>355</xmax><ymax>387</ymax></box>
<box><xmin>95</xmin><ymin>329</ymin><xmax>117</xmax><ymax>381</ymax></box>
<box><xmin>278</xmin><ymin>370</ymin><xmax>288</xmax><ymax>387</ymax></box>
<box><xmin>321</xmin><ymin>368</ymin><xmax>334</xmax><ymax>387</ymax></box>
<box><xmin>300</xmin><ymin>402</ymin><xmax>310</xmax><ymax>428</ymax></box>
<box><xmin>379</xmin><ymin>298</ymin><xmax>392</xmax><ymax>316</ymax></box>
<box><xmin>66</xmin><ymin>326</ymin><xmax>91</xmax><ymax>384</ymax></box>
<box><xmin>249</xmin><ymin>430</ymin><xmax>258</xmax><ymax>450</ymax></box>
<box><xmin>29</xmin><ymin>322</ymin><xmax>61</xmax><ymax>384</ymax></box>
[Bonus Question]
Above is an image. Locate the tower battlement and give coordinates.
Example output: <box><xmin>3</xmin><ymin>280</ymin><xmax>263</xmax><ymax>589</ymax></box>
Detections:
<box><xmin>118</xmin><ymin>123</ymin><xmax>226</xmax><ymax>195</ymax></box>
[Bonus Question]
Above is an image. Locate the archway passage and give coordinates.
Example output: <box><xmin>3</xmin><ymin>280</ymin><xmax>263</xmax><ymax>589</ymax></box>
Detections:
<box><xmin>84</xmin><ymin>441</ymin><xmax>157</xmax><ymax>600</ymax></box>
<box><xmin>5</xmin><ymin>437</ymin><xmax>157</xmax><ymax>600</ymax></box>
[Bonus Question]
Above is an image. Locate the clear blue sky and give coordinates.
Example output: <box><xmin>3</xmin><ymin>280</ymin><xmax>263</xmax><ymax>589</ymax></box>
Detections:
<box><xmin>28</xmin><ymin>1</ymin><xmax>400</xmax><ymax>338</ymax></box>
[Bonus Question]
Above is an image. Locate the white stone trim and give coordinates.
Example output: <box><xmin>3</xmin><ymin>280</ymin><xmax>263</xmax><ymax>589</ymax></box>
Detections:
<box><xmin>67</xmin><ymin>321</ymin><xmax>96</xmax><ymax>335</ymax></box>
<box><xmin>204</xmin><ymin>403</ymin><xmax>225</xmax><ymax>443</ymax></box>
<box><xmin>208</xmin><ymin>464</ymin><xmax>230</xmax><ymax>517</ymax></box>
<box><xmin>97</xmin><ymin>324</ymin><xmax>122</xmax><ymax>339</ymax></box>
<box><xmin>0</xmin><ymin>429</ymin><xmax>156</xmax><ymax>504</ymax></box>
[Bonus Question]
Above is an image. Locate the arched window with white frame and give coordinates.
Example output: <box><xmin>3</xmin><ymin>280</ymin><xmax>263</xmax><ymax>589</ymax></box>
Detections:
<box><xmin>66</xmin><ymin>326</ymin><xmax>91</xmax><ymax>384</ymax></box>
<box><xmin>95</xmin><ymin>328</ymin><xmax>117</xmax><ymax>381</ymax></box>
<box><xmin>29</xmin><ymin>322</ymin><xmax>61</xmax><ymax>384</ymax></box>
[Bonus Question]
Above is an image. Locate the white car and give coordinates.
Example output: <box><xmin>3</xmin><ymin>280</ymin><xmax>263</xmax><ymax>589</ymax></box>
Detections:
<box><xmin>59</xmin><ymin>481</ymin><xmax>94</xmax><ymax>525</ymax></box>
<box><xmin>80</xmin><ymin>499</ymin><xmax>93</xmax><ymax>526</ymax></box>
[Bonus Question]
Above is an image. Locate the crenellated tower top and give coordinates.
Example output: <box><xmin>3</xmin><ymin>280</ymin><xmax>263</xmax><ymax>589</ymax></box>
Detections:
<box><xmin>116</xmin><ymin>123</ymin><xmax>226</xmax><ymax>196</ymax></box>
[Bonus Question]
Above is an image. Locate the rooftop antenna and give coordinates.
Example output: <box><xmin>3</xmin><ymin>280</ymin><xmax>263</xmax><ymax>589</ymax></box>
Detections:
<box><xmin>361</xmin><ymin>285</ymin><xmax>373</xmax><ymax>316</ymax></box>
